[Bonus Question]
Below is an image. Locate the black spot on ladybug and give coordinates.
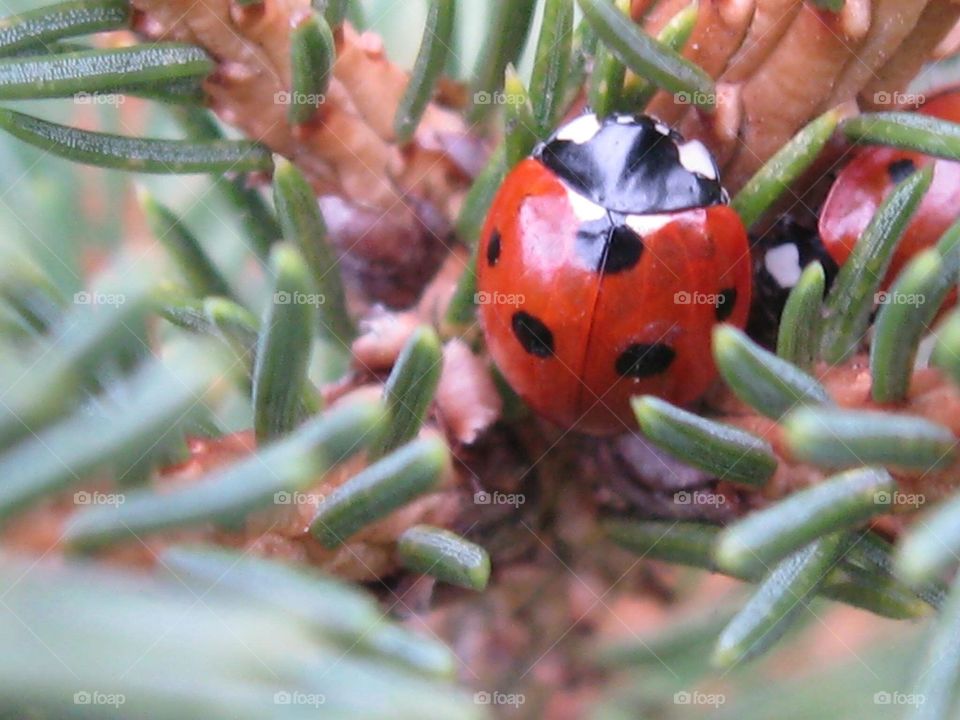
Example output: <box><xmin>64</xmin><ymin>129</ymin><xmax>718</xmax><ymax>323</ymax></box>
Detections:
<box><xmin>486</xmin><ymin>229</ymin><xmax>502</xmax><ymax>267</ymax></box>
<box><xmin>535</xmin><ymin>113</ymin><xmax>724</xmax><ymax>215</ymax></box>
<box><xmin>615</xmin><ymin>343</ymin><xmax>676</xmax><ymax>378</ymax></box>
<box><xmin>512</xmin><ymin>311</ymin><xmax>554</xmax><ymax>358</ymax></box>
<box><xmin>887</xmin><ymin>158</ymin><xmax>917</xmax><ymax>184</ymax></box>
<box><xmin>715</xmin><ymin>287</ymin><xmax>737</xmax><ymax>321</ymax></box>
<box><xmin>601</xmin><ymin>224</ymin><xmax>645</xmax><ymax>274</ymax></box>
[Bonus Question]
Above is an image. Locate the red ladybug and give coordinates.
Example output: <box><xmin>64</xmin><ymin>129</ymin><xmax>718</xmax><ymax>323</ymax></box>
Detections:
<box><xmin>819</xmin><ymin>90</ymin><xmax>960</xmax><ymax>289</ymax></box>
<box><xmin>477</xmin><ymin>113</ymin><xmax>751</xmax><ymax>435</ymax></box>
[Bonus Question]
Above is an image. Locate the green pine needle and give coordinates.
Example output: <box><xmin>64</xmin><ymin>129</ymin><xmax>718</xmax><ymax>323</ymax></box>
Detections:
<box><xmin>777</xmin><ymin>261</ymin><xmax>826</xmax><ymax>369</ymax></box>
<box><xmin>140</xmin><ymin>190</ymin><xmax>236</xmax><ymax>301</ymax></box>
<box><xmin>783</xmin><ymin>407</ymin><xmax>956</xmax><ymax>471</ymax></box>
<box><xmin>288</xmin><ymin>11</ymin><xmax>335</xmax><ymax>125</ymax></box>
<box><xmin>528</xmin><ymin>0</ymin><xmax>574</xmax><ymax>133</ymax></box>
<box><xmin>713</xmin><ymin>324</ymin><xmax>832</xmax><ymax>419</ymax></box>
<box><xmin>587</xmin><ymin>0</ymin><xmax>629</xmax><ymax>117</ymax></box>
<box><xmin>252</xmin><ymin>243</ymin><xmax>320</xmax><ymax>441</ymax></box>
<box><xmin>162</xmin><ymin>545</ymin><xmax>457</xmax><ymax>677</ymax></box>
<box><xmin>712</xmin><ymin>533</ymin><xmax>849</xmax><ymax>668</ymax></box>
<box><xmin>373</xmin><ymin>325</ymin><xmax>443</xmax><ymax>458</ymax></box>
<box><xmin>577</xmin><ymin>0</ymin><xmax>713</xmax><ymax>105</ymax></box>
<box><xmin>844</xmin><ymin>112</ymin><xmax>960</xmax><ymax>160</ymax></box>
<box><xmin>819</xmin><ymin>164</ymin><xmax>933</xmax><ymax>364</ymax></box>
<box><xmin>398</xmin><ymin>525</ymin><xmax>491</xmax><ymax>591</ymax></box>
<box><xmin>468</xmin><ymin>0</ymin><xmax>537</xmax><ymax>123</ymax></box>
<box><xmin>631</xmin><ymin>395</ymin><xmax>777</xmax><ymax>486</ymax></box>
<box><xmin>0</xmin><ymin>107</ymin><xmax>273</xmax><ymax>173</ymax></box>
<box><xmin>394</xmin><ymin>0</ymin><xmax>456</xmax><ymax>144</ymax></box>
<box><xmin>272</xmin><ymin>156</ymin><xmax>356</xmax><ymax>344</ymax></box>
<box><xmin>503</xmin><ymin>64</ymin><xmax>538</xmax><ymax>167</ymax></box>
<box><xmin>0</xmin><ymin>0</ymin><xmax>130</xmax><ymax>56</ymax></box>
<box><xmin>310</xmin><ymin>436</ymin><xmax>449</xmax><ymax>548</ymax></box>
<box><xmin>733</xmin><ymin>108</ymin><xmax>842</xmax><ymax>228</ymax></box>
<box><xmin>0</xmin><ymin>340</ymin><xmax>229</xmax><ymax>523</ymax></box>
<box><xmin>0</xmin><ymin>44</ymin><xmax>212</xmax><ymax>100</ymax></box>
<box><xmin>66</xmin><ymin>398</ymin><xmax>383</xmax><ymax>550</ymax></box>
<box><xmin>715</xmin><ymin>467</ymin><xmax>895</xmax><ymax>576</ymax></box>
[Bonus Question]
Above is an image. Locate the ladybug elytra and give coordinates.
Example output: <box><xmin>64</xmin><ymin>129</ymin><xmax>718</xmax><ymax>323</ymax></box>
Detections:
<box><xmin>477</xmin><ymin>113</ymin><xmax>751</xmax><ymax>435</ymax></box>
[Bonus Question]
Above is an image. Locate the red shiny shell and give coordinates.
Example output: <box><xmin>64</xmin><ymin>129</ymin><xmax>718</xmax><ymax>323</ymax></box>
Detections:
<box><xmin>477</xmin><ymin>159</ymin><xmax>752</xmax><ymax>435</ymax></box>
<box><xmin>819</xmin><ymin>91</ymin><xmax>960</xmax><ymax>289</ymax></box>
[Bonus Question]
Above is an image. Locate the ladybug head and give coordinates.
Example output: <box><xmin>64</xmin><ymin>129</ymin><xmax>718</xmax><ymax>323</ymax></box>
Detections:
<box><xmin>533</xmin><ymin>112</ymin><xmax>726</xmax><ymax>215</ymax></box>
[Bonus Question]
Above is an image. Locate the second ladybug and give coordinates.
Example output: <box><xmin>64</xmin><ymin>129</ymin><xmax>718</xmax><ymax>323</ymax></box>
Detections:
<box><xmin>477</xmin><ymin>112</ymin><xmax>751</xmax><ymax>435</ymax></box>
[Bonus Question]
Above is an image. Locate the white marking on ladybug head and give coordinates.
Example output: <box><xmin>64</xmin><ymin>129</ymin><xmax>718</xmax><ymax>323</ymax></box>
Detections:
<box><xmin>765</xmin><ymin>243</ymin><xmax>802</xmax><ymax>289</ymax></box>
<box><xmin>566</xmin><ymin>187</ymin><xmax>607</xmax><ymax>221</ymax></box>
<box><xmin>654</xmin><ymin>121</ymin><xmax>671</xmax><ymax>136</ymax></box>
<box><xmin>615</xmin><ymin>114</ymin><xmax>635</xmax><ymax>124</ymax></box>
<box><xmin>556</xmin><ymin>113</ymin><xmax>602</xmax><ymax>144</ymax></box>
<box><xmin>624</xmin><ymin>213</ymin><xmax>674</xmax><ymax>236</ymax></box>
<box><xmin>677</xmin><ymin>139</ymin><xmax>718</xmax><ymax>180</ymax></box>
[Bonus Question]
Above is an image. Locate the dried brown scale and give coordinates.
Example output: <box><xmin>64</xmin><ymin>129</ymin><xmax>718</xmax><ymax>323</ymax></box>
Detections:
<box><xmin>860</xmin><ymin>0</ymin><xmax>960</xmax><ymax>110</ymax></box>
<box><xmin>645</xmin><ymin>0</ymin><xmax>755</xmax><ymax>124</ymax></box>
<box><xmin>824</xmin><ymin>0</ymin><xmax>929</xmax><ymax>111</ymax></box>
<box><xmin>131</xmin><ymin>0</ymin><xmax>477</xmax><ymax>307</ymax></box>
<box><xmin>723</xmin><ymin>0</ymin><xmax>802</xmax><ymax>83</ymax></box>
<box><xmin>724</xmin><ymin>4</ymin><xmax>867</xmax><ymax>189</ymax></box>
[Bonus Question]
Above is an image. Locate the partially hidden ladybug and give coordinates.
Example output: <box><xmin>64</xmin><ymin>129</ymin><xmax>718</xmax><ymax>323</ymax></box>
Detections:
<box><xmin>477</xmin><ymin>112</ymin><xmax>751</xmax><ymax>435</ymax></box>
<box><xmin>819</xmin><ymin>90</ymin><xmax>960</xmax><ymax>290</ymax></box>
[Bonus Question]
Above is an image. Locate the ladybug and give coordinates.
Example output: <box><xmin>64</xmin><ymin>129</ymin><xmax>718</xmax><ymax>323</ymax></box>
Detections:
<box><xmin>819</xmin><ymin>90</ymin><xmax>960</xmax><ymax>290</ymax></box>
<box><xmin>477</xmin><ymin>112</ymin><xmax>751</xmax><ymax>435</ymax></box>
